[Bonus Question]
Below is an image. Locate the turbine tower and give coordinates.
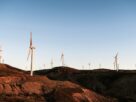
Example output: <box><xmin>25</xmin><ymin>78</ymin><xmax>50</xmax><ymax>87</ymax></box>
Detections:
<box><xmin>27</xmin><ymin>32</ymin><xmax>35</xmax><ymax>76</ymax></box>
<box><xmin>114</xmin><ymin>53</ymin><xmax>119</xmax><ymax>71</ymax></box>
<box><xmin>61</xmin><ymin>52</ymin><xmax>64</xmax><ymax>66</ymax></box>
<box><xmin>0</xmin><ymin>46</ymin><xmax>3</xmax><ymax>63</ymax></box>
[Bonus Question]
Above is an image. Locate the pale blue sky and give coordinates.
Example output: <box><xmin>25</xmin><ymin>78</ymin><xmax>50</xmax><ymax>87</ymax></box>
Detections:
<box><xmin>0</xmin><ymin>0</ymin><xmax>136</xmax><ymax>70</ymax></box>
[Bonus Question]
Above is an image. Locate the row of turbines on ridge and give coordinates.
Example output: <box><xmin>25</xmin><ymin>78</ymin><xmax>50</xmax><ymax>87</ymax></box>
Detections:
<box><xmin>0</xmin><ymin>32</ymin><xmax>119</xmax><ymax>76</ymax></box>
<box><xmin>27</xmin><ymin>32</ymin><xmax>120</xmax><ymax>76</ymax></box>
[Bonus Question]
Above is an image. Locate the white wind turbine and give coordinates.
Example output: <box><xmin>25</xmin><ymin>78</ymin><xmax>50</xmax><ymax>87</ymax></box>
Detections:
<box><xmin>88</xmin><ymin>63</ymin><xmax>91</xmax><ymax>69</ymax></box>
<box><xmin>51</xmin><ymin>58</ymin><xmax>53</xmax><ymax>68</ymax></box>
<box><xmin>114</xmin><ymin>53</ymin><xmax>119</xmax><ymax>71</ymax></box>
<box><xmin>0</xmin><ymin>46</ymin><xmax>4</xmax><ymax>64</ymax></box>
<box><xmin>61</xmin><ymin>52</ymin><xmax>64</xmax><ymax>66</ymax></box>
<box><xmin>27</xmin><ymin>32</ymin><xmax>36</xmax><ymax>76</ymax></box>
<box><xmin>0</xmin><ymin>46</ymin><xmax>2</xmax><ymax>63</ymax></box>
<box><xmin>82</xmin><ymin>65</ymin><xmax>84</xmax><ymax>70</ymax></box>
<box><xmin>99</xmin><ymin>64</ymin><xmax>101</xmax><ymax>69</ymax></box>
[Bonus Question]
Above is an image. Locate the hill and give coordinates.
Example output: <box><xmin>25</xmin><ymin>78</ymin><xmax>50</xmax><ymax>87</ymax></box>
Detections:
<box><xmin>0</xmin><ymin>64</ymin><xmax>26</xmax><ymax>76</ymax></box>
<box><xmin>0</xmin><ymin>64</ymin><xmax>116</xmax><ymax>102</ymax></box>
<box><xmin>35</xmin><ymin>66</ymin><xmax>136</xmax><ymax>102</ymax></box>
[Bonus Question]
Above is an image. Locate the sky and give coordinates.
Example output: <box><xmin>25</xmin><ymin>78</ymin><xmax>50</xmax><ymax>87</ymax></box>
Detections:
<box><xmin>0</xmin><ymin>0</ymin><xmax>136</xmax><ymax>70</ymax></box>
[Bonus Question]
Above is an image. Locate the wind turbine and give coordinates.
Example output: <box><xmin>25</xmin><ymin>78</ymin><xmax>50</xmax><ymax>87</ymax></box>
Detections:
<box><xmin>82</xmin><ymin>65</ymin><xmax>84</xmax><ymax>70</ymax></box>
<box><xmin>0</xmin><ymin>46</ymin><xmax>3</xmax><ymax>63</ymax></box>
<box><xmin>51</xmin><ymin>58</ymin><xmax>53</xmax><ymax>68</ymax></box>
<box><xmin>113</xmin><ymin>62</ymin><xmax>115</xmax><ymax>70</ymax></box>
<box><xmin>61</xmin><ymin>52</ymin><xmax>64</xmax><ymax>66</ymax></box>
<box><xmin>114</xmin><ymin>53</ymin><xmax>119</xmax><ymax>71</ymax></box>
<box><xmin>27</xmin><ymin>32</ymin><xmax>35</xmax><ymax>76</ymax></box>
<box><xmin>88</xmin><ymin>63</ymin><xmax>91</xmax><ymax>69</ymax></box>
<box><xmin>43</xmin><ymin>64</ymin><xmax>46</xmax><ymax>69</ymax></box>
<box><xmin>99</xmin><ymin>64</ymin><xmax>101</xmax><ymax>69</ymax></box>
<box><xmin>2</xmin><ymin>59</ymin><xmax>4</xmax><ymax>64</ymax></box>
<box><xmin>135</xmin><ymin>64</ymin><xmax>136</xmax><ymax>68</ymax></box>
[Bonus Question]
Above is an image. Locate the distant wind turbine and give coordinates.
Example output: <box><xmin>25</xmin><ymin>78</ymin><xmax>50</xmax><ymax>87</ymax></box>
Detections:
<box><xmin>0</xmin><ymin>46</ymin><xmax>3</xmax><ymax>63</ymax></box>
<box><xmin>51</xmin><ymin>58</ymin><xmax>53</xmax><ymax>68</ymax></box>
<box><xmin>113</xmin><ymin>62</ymin><xmax>115</xmax><ymax>70</ymax></box>
<box><xmin>27</xmin><ymin>32</ymin><xmax>35</xmax><ymax>76</ymax></box>
<box><xmin>2</xmin><ymin>59</ymin><xmax>4</xmax><ymax>64</ymax></box>
<box><xmin>88</xmin><ymin>63</ymin><xmax>91</xmax><ymax>69</ymax></box>
<box><xmin>114</xmin><ymin>53</ymin><xmax>119</xmax><ymax>71</ymax></box>
<box><xmin>82</xmin><ymin>65</ymin><xmax>84</xmax><ymax>69</ymax></box>
<box><xmin>43</xmin><ymin>64</ymin><xmax>46</xmax><ymax>69</ymax></box>
<box><xmin>61</xmin><ymin>52</ymin><xmax>64</xmax><ymax>66</ymax></box>
<box><xmin>99</xmin><ymin>64</ymin><xmax>101</xmax><ymax>68</ymax></box>
<box><xmin>135</xmin><ymin>64</ymin><xmax>136</xmax><ymax>68</ymax></box>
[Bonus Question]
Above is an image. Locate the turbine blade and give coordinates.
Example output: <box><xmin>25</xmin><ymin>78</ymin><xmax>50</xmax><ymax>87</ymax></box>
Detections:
<box><xmin>30</xmin><ymin>32</ymin><xmax>32</xmax><ymax>48</ymax></box>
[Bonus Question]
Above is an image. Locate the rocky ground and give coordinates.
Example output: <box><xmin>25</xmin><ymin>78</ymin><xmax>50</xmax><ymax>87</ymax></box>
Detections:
<box><xmin>0</xmin><ymin>64</ymin><xmax>117</xmax><ymax>102</ymax></box>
